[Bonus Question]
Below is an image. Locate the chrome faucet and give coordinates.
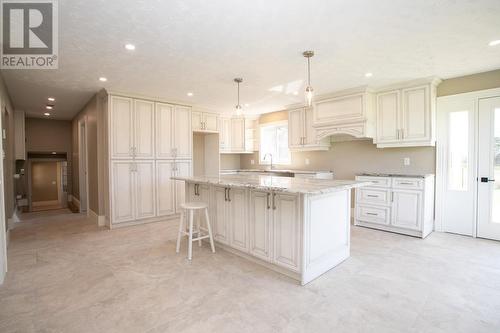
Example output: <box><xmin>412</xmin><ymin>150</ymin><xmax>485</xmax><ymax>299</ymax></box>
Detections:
<box><xmin>263</xmin><ymin>153</ymin><xmax>273</xmax><ymax>170</ymax></box>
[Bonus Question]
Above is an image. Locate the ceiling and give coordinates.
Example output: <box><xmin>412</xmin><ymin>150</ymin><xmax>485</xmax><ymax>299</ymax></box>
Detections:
<box><xmin>2</xmin><ymin>0</ymin><xmax>500</xmax><ymax>120</ymax></box>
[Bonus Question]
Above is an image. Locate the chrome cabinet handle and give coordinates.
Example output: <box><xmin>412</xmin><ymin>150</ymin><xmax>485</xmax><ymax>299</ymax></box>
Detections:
<box><xmin>272</xmin><ymin>193</ymin><xmax>276</xmax><ymax>210</ymax></box>
<box><xmin>367</xmin><ymin>194</ymin><xmax>378</xmax><ymax>198</ymax></box>
<box><xmin>399</xmin><ymin>182</ymin><xmax>414</xmax><ymax>185</ymax></box>
<box><xmin>227</xmin><ymin>188</ymin><xmax>231</xmax><ymax>202</ymax></box>
<box><xmin>266</xmin><ymin>193</ymin><xmax>270</xmax><ymax>209</ymax></box>
<box><xmin>366</xmin><ymin>212</ymin><xmax>378</xmax><ymax>216</ymax></box>
<box><xmin>224</xmin><ymin>188</ymin><xmax>228</xmax><ymax>201</ymax></box>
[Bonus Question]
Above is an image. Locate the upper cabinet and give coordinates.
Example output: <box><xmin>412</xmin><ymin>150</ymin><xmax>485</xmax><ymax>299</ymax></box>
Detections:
<box><xmin>219</xmin><ymin>116</ymin><xmax>258</xmax><ymax>153</ymax></box>
<box><xmin>192</xmin><ymin>111</ymin><xmax>218</xmax><ymax>132</ymax></box>
<box><xmin>288</xmin><ymin>107</ymin><xmax>329</xmax><ymax>151</ymax></box>
<box><xmin>133</xmin><ymin>99</ymin><xmax>155</xmax><ymax>159</ymax></box>
<box><xmin>156</xmin><ymin>103</ymin><xmax>192</xmax><ymax>159</ymax></box>
<box><xmin>375</xmin><ymin>78</ymin><xmax>441</xmax><ymax>148</ymax></box>
<box><xmin>312</xmin><ymin>88</ymin><xmax>376</xmax><ymax>140</ymax></box>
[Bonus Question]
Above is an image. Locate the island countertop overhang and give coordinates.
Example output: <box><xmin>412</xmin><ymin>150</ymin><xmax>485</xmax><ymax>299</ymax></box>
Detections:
<box><xmin>171</xmin><ymin>174</ymin><xmax>371</xmax><ymax>195</ymax></box>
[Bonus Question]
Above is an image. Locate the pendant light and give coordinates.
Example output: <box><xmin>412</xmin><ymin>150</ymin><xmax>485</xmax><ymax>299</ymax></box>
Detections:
<box><xmin>303</xmin><ymin>50</ymin><xmax>314</xmax><ymax>106</ymax></box>
<box><xmin>234</xmin><ymin>78</ymin><xmax>243</xmax><ymax>116</ymax></box>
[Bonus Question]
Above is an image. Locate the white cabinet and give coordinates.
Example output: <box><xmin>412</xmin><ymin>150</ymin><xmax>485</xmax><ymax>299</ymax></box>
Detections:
<box><xmin>354</xmin><ymin>175</ymin><xmax>434</xmax><ymax>238</ymax></box>
<box><xmin>110</xmin><ymin>97</ymin><xmax>154</xmax><ymax>159</ymax></box>
<box><xmin>249</xmin><ymin>191</ymin><xmax>272</xmax><ymax>261</ymax></box>
<box><xmin>288</xmin><ymin>107</ymin><xmax>329</xmax><ymax>151</ymax></box>
<box><xmin>111</xmin><ymin>161</ymin><xmax>155</xmax><ymax>223</ymax></box>
<box><xmin>174</xmin><ymin>160</ymin><xmax>192</xmax><ymax>213</ymax></box>
<box><xmin>228</xmin><ymin>187</ymin><xmax>248</xmax><ymax>252</ymax></box>
<box><xmin>14</xmin><ymin>110</ymin><xmax>26</xmax><ymax>160</ymax></box>
<box><xmin>156</xmin><ymin>103</ymin><xmax>192</xmax><ymax>159</ymax></box>
<box><xmin>173</xmin><ymin>106</ymin><xmax>193</xmax><ymax>159</ymax></box>
<box><xmin>375</xmin><ymin>78</ymin><xmax>440</xmax><ymax>148</ymax></box>
<box><xmin>219</xmin><ymin>117</ymin><xmax>257</xmax><ymax>153</ymax></box>
<box><xmin>156</xmin><ymin>161</ymin><xmax>176</xmax><ymax>217</ymax></box>
<box><xmin>230</xmin><ymin>118</ymin><xmax>245</xmax><ymax>151</ymax></box>
<box><xmin>192</xmin><ymin>111</ymin><xmax>218</xmax><ymax>132</ymax></box>
<box><xmin>212</xmin><ymin>186</ymin><xmax>230</xmax><ymax>244</ymax></box>
<box><xmin>219</xmin><ymin>117</ymin><xmax>231</xmax><ymax>152</ymax></box>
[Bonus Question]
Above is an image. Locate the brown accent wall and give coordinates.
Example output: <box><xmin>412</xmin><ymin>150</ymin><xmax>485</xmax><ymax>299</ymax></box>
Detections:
<box><xmin>437</xmin><ymin>69</ymin><xmax>500</xmax><ymax>97</ymax></box>
<box><xmin>31</xmin><ymin>161</ymin><xmax>58</xmax><ymax>202</ymax></box>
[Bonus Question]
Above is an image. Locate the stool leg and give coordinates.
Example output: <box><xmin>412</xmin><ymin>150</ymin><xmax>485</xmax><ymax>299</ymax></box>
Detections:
<box><xmin>176</xmin><ymin>210</ymin><xmax>185</xmax><ymax>253</ymax></box>
<box><xmin>204</xmin><ymin>207</ymin><xmax>215</xmax><ymax>253</ymax></box>
<box><xmin>196</xmin><ymin>210</ymin><xmax>202</xmax><ymax>247</ymax></box>
<box><xmin>188</xmin><ymin>209</ymin><xmax>194</xmax><ymax>260</ymax></box>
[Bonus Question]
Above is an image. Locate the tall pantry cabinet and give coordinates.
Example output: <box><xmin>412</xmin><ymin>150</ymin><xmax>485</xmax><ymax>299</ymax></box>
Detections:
<box><xmin>108</xmin><ymin>95</ymin><xmax>192</xmax><ymax>227</ymax></box>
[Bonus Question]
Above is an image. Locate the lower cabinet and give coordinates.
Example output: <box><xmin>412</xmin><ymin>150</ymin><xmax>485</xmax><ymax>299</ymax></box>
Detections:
<box><xmin>156</xmin><ymin>160</ymin><xmax>192</xmax><ymax>217</ymax></box>
<box><xmin>249</xmin><ymin>191</ymin><xmax>272</xmax><ymax>261</ymax></box>
<box><xmin>391</xmin><ymin>190</ymin><xmax>422</xmax><ymax>230</ymax></box>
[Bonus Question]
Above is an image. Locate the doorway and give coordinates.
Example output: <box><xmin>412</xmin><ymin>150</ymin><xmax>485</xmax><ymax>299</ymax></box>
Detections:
<box><xmin>436</xmin><ymin>89</ymin><xmax>500</xmax><ymax>241</ymax></box>
<box><xmin>28</xmin><ymin>159</ymin><xmax>68</xmax><ymax>212</ymax></box>
<box><xmin>78</xmin><ymin>118</ymin><xmax>88</xmax><ymax>213</ymax></box>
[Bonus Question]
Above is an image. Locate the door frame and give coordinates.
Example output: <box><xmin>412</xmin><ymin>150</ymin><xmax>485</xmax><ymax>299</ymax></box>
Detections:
<box><xmin>27</xmin><ymin>157</ymin><xmax>67</xmax><ymax>211</ymax></box>
<box><xmin>0</xmin><ymin>99</ymin><xmax>7</xmax><ymax>284</ymax></box>
<box><xmin>78</xmin><ymin>117</ymin><xmax>89</xmax><ymax>214</ymax></box>
<box><xmin>436</xmin><ymin>87</ymin><xmax>500</xmax><ymax>237</ymax></box>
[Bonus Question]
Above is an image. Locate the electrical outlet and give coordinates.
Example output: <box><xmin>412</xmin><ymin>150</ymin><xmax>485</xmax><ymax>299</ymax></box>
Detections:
<box><xmin>250</xmin><ymin>159</ymin><xmax>255</xmax><ymax>165</ymax></box>
<box><xmin>305</xmin><ymin>158</ymin><xmax>310</xmax><ymax>165</ymax></box>
<box><xmin>404</xmin><ymin>157</ymin><xmax>410</xmax><ymax>166</ymax></box>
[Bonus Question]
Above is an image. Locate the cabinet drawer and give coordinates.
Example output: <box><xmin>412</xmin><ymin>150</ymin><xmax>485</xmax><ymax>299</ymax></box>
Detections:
<box><xmin>356</xmin><ymin>188</ymin><xmax>391</xmax><ymax>206</ymax></box>
<box><xmin>392</xmin><ymin>178</ymin><xmax>423</xmax><ymax>190</ymax></box>
<box><xmin>356</xmin><ymin>176</ymin><xmax>391</xmax><ymax>188</ymax></box>
<box><xmin>356</xmin><ymin>205</ymin><xmax>390</xmax><ymax>225</ymax></box>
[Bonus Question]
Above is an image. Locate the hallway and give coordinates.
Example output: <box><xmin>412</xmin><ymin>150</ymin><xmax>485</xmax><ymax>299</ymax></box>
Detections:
<box><xmin>1</xmin><ymin>212</ymin><xmax>500</xmax><ymax>332</ymax></box>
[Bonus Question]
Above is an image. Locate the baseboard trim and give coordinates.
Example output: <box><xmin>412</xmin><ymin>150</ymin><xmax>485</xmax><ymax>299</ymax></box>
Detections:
<box><xmin>32</xmin><ymin>200</ymin><xmax>59</xmax><ymax>207</ymax></box>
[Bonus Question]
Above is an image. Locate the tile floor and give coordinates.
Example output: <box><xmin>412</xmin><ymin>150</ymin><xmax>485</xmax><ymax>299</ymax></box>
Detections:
<box><xmin>1</xmin><ymin>210</ymin><xmax>500</xmax><ymax>332</ymax></box>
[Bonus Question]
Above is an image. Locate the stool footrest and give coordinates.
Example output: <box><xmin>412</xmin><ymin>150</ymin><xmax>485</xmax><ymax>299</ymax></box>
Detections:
<box><xmin>192</xmin><ymin>235</ymin><xmax>210</xmax><ymax>242</ymax></box>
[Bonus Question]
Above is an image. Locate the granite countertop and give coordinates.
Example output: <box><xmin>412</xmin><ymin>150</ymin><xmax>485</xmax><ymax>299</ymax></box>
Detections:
<box><xmin>356</xmin><ymin>173</ymin><xmax>434</xmax><ymax>179</ymax></box>
<box><xmin>171</xmin><ymin>174</ymin><xmax>370</xmax><ymax>195</ymax></box>
<box><xmin>220</xmin><ymin>169</ymin><xmax>333</xmax><ymax>175</ymax></box>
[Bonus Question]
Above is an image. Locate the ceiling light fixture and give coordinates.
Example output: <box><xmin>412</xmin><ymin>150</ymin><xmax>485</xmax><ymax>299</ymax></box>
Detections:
<box><xmin>234</xmin><ymin>78</ymin><xmax>243</xmax><ymax>116</ymax></box>
<box><xmin>99</xmin><ymin>77</ymin><xmax>107</xmax><ymax>82</ymax></box>
<box><xmin>244</xmin><ymin>103</ymin><xmax>249</xmax><ymax>107</ymax></box>
<box><xmin>46</xmin><ymin>105</ymin><xmax>53</xmax><ymax>110</ymax></box>
<box><xmin>365</xmin><ymin>72</ymin><xmax>373</xmax><ymax>78</ymax></box>
<box><xmin>303</xmin><ymin>50</ymin><xmax>314</xmax><ymax>106</ymax></box>
<box><xmin>51</xmin><ymin>152</ymin><xmax>57</xmax><ymax>155</ymax></box>
<box><xmin>293</xmin><ymin>91</ymin><xmax>298</xmax><ymax>95</ymax></box>
<box><xmin>125</xmin><ymin>43</ymin><xmax>136</xmax><ymax>50</ymax></box>
<box><xmin>187</xmin><ymin>92</ymin><xmax>193</xmax><ymax>97</ymax></box>
<box><xmin>489</xmin><ymin>40</ymin><xmax>500</xmax><ymax>46</ymax></box>
<box><xmin>48</xmin><ymin>97</ymin><xmax>55</xmax><ymax>102</ymax></box>
<box><xmin>44</xmin><ymin>112</ymin><xmax>50</xmax><ymax>116</ymax></box>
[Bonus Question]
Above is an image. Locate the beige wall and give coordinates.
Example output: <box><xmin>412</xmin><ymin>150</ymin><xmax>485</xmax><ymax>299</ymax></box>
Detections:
<box><xmin>25</xmin><ymin>118</ymin><xmax>72</xmax><ymax>154</ymax></box>
<box><xmin>72</xmin><ymin>95</ymin><xmax>99</xmax><ymax>214</ymax></box>
<box><xmin>437</xmin><ymin>69</ymin><xmax>500</xmax><ymax>97</ymax></box>
<box><xmin>31</xmin><ymin>161</ymin><xmax>58</xmax><ymax>202</ymax></box>
<box><xmin>220</xmin><ymin>154</ymin><xmax>241</xmax><ymax>170</ymax></box>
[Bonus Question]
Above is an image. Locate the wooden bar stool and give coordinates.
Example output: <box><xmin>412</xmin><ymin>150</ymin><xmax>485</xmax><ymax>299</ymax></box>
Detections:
<box><xmin>175</xmin><ymin>202</ymin><xmax>215</xmax><ymax>260</ymax></box>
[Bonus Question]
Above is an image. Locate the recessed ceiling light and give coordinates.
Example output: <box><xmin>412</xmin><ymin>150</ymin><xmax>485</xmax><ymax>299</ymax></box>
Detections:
<box><xmin>489</xmin><ymin>40</ymin><xmax>500</xmax><ymax>46</ymax></box>
<box><xmin>51</xmin><ymin>152</ymin><xmax>57</xmax><ymax>155</ymax></box>
<box><xmin>365</xmin><ymin>72</ymin><xmax>373</xmax><ymax>78</ymax></box>
<box><xmin>125</xmin><ymin>43</ymin><xmax>135</xmax><ymax>50</ymax></box>
<box><xmin>46</xmin><ymin>105</ymin><xmax>53</xmax><ymax>110</ymax></box>
<box><xmin>44</xmin><ymin>112</ymin><xmax>50</xmax><ymax>116</ymax></box>
<box><xmin>293</xmin><ymin>91</ymin><xmax>298</xmax><ymax>95</ymax></box>
<box><xmin>99</xmin><ymin>77</ymin><xmax>107</xmax><ymax>82</ymax></box>
<box><xmin>187</xmin><ymin>92</ymin><xmax>193</xmax><ymax>97</ymax></box>
<box><xmin>48</xmin><ymin>97</ymin><xmax>55</xmax><ymax>102</ymax></box>
<box><xmin>244</xmin><ymin>103</ymin><xmax>249</xmax><ymax>107</ymax></box>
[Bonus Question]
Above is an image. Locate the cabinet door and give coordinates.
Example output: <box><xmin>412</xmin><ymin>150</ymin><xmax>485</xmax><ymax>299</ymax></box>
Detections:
<box><xmin>111</xmin><ymin>161</ymin><xmax>135</xmax><ymax>223</ymax></box>
<box><xmin>134</xmin><ymin>99</ymin><xmax>155</xmax><ymax>159</ymax></box>
<box><xmin>110</xmin><ymin>96</ymin><xmax>134</xmax><ymax>158</ymax></box>
<box><xmin>231</xmin><ymin>118</ymin><xmax>245</xmax><ymax>151</ymax></box>
<box><xmin>401</xmin><ymin>85</ymin><xmax>430</xmax><ymax>142</ymax></box>
<box><xmin>212</xmin><ymin>186</ymin><xmax>229</xmax><ymax>244</ymax></box>
<box><xmin>249</xmin><ymin>190</ymin><xmax>272</xmax><ymax>261</ymax></box>
<box><xmin>203</xmin><ymin>113</ymin><xmax>218</xmax><ymax>131</ymax></box>
<box><xmin>228</xmin><ymin>187</ymin><xmax>248</xmax><ymax>252</ymax></box>
<box><xmin>135</xmin><ymin>161</ymin><xmax>156</xmax><ymax>220</ymax></box>
<box><xmin>156</xmin><ymin>161</ymin><xmax>175</xmax><ymax>217</ymax></box>
<box><xmin>288</xmin><ymin>108</ymin><xmax>304</xmax><ymax>147</ymax></box>
<box><xmin>155</xmin><ymin>103</ymin><xmax>174</xmax><ymax>159</ymax></box>
<box><xmin>175</xmin><ymin>160</ymin><xmax>192</xmax><ymax>213</ymax></box>
<box><xmin>173</xmin><ymin>106</ymin><xmax>192</xmax><ymax>159</ymax></box>
<box><xmin>191</xmin><ymin>111</ymin><xmax>202</xmax><ymax>131</ymax></box>
<box><xmin>376</xmin><ymin>90</ymin><xmax>400</xmax><ymax>143</ymax></box>
<box><xmin>304</xmin><ymin>107</ymin><xmax>318</xmax><ymax>146</ymax></box>
<box><xmin>273</xmin><ymin>193</ymin><xmax>300</xmax><ymax>271</ymax></box>
<box><xmin>392</xmin><ymin>190</ymin><xmax>422</xmax><ymax>231</ymax></box>
<box><xmin>219</xmin><ymin>117</ymin><xmax>231</xmax><ymax>151</ymax></box>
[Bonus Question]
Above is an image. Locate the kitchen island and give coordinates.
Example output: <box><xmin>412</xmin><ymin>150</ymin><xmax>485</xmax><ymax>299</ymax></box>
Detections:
<box><xmin>172</xmin><ymin>174</ymin><xmax>370</xmax><ymax>285</ymax></box>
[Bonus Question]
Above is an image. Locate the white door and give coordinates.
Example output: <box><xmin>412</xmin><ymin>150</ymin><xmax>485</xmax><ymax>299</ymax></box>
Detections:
<box><xmin>477</xmin><ymin>97</ymin><xmax>500</xmax><ymax>241</ymax></box>
<box><xmin>391</xmin><ymin>190</ymin><xmax>422</xmax><ymax>231</ymax></box>
<box><xmin>402</xmin><ymin>85</ymin><xmax>430</xmax><ymax>142</ymax></box>
<box><xmin>288</xmin><ymin>108</ymin><xmax>304</xmax><ymax>147</ymax></box>
<box><xmin>156</xmin><ymin>161</ymin><xmax>175</xmax><ymax>217</ymax></box>
<box><xmin>135</xmin><ymin>161</ymin><xmax>156</xmax><ymax>220</ymax></box>
<box><xmin>228</xmin><ymin>187</ymin><xmax>248</xmax><ymax>252</ymax></box>
<box><xmin>212</xmin><ymin>186</ymin><xmax>229</xmax><ymax>244</ymax></box>
<box><xmin>191</xmin><ymin>111</ymin><xmax>202</xmax><ymax>131</ymax></box>
<box><xmin>112</xmin><ymin>161</ymin><xmax>135</xmax><ymax>223</ymax></box>
<box><xmin>173</xmin><ymin>106</ymin><xmax>192</xmax><ymax>159</ymax></box>
<box><xmin>110</xmin><ymin>96</ymin><xmax>133</xmax><ymax>158</ymax></box>
<box><xmin>174</xmin><ymin>160</ymin><xmax>191</xmax><ymax>213</ymax></box>
<box><xmin>273</xmin><ymin>193</ymin><xmax>300</xmax><ymax>271</ymax></box>
<box><xmin>219</xmin><ymin>117</ymin><xmax>231</xmax><ymax>151</ymax></box>
<box><xmin>249</xmin><ymin>190</ymin><xmax>272</xmax><ymax>261</ymax></box>
<box><xmin>231</xmin><ymin>118</ymin><xmax>245</xmax><ymax>151</ymax></box>
<box><xmin>155</xmin><ymin>103</ymin><xmax>174</xmax><ymax>159</ymax></box>
<box><xmin>376</xmin><ymin>90</ymin><xmax>400</xmax><ymax>143</ymax></box>
<box><xmin>134</xmin><ymin>99</ymin><xmax>155</xmax><ymax>159</ymax></box>
<box><xmin>203</xmin><ymin>113</ymin><xmax>218</xmax><ymax>131</ymax></box>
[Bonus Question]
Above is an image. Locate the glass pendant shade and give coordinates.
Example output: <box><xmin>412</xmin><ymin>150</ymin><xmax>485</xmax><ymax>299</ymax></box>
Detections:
<box><xmin>305</xmin><ymin>86</ymin><xmax>314</xmax><ymax>106</ymax></box>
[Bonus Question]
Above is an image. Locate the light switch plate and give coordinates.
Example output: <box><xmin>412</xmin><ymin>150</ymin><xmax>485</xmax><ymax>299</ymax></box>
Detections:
<box><xmin>250</xmin><ymin>159</ymin><xmax>255</xmax><ymax>165</ymax></box>
<box><xmin>305</xmin><ymin>158</ymin><xmax>310</xmax><ymax>165</ymax></box>
<box><xmin>404</xmin><ymin>157</ymin><xmax>410</xmax><ymax>166</ymax></box>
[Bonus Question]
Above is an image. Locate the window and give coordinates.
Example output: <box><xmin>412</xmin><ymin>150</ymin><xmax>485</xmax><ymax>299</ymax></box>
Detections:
<box><xmin>259</xmin><ymin>121</ymin><xmax>291</xmax><ymax>165</ymax></box>
<box><xmin>448</xmin><ymin>111</ymin><xmax>469</xmax><ymax>191</ymax></box>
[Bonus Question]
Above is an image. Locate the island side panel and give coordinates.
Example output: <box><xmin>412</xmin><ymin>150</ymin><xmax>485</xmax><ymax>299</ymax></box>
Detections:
<box><xmin>301</xmin><ymin>189</ymin><xmax>351</xmax><ymax>285</ymax></box>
